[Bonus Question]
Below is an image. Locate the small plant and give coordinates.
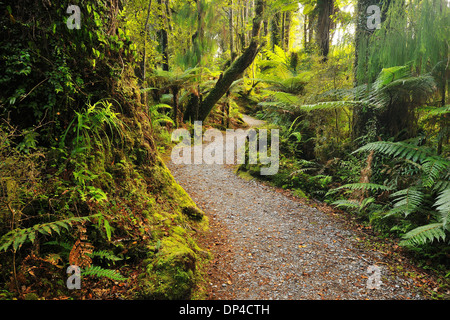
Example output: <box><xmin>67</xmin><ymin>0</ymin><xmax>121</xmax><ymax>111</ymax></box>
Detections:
<box><xmin>0</xmin><ymin>215</ymin><xmax>98</xmax><ymax>253</ymax></box>
<box><xmin>81</xmin><ymin>265</ymin><xmax>127</xmax><ymax>282</ymax></box>
<box><xmin>61</xmin><ymin>100</ymin><xmax>125</xmax><ymax>155</ymax></box>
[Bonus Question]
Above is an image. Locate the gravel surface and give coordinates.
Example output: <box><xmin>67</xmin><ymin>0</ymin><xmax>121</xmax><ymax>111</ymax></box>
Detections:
<box><xmin>166</xmin><ymin>117</ymin><xmax>425</xmax><ymax>300</ymax></box>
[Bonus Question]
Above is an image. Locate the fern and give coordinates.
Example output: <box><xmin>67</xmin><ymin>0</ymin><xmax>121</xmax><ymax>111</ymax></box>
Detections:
<box><xmin>328</xmin><ymin>183</ymin><xmax>393</xmax><ymax>195</ymax></box>
<box><xmin>81</xmin><ymin>265</ymin><xmax>127</xmax><ymax>282</ymax></box>
<box><xmin>421</xmin><ymin>157</ymin><xmax>450</xmax><ymax>188</ymax></box>
<box><xmin>386</xmin><ymin>188</ymin><xmax>425</xmax><ymax>217</ymax></box>
<box><xmin>399</xmin><ymin>223</ymin><xmax>446</xmax><ymax>247</ymax></box>
<box><xmin>354</xmin><ymin>141</ymin><xmax>434</xmax><ymax>163</ymax></box>
<box><xmin>398</xmin><ymin>188</ymin><xmax>450</xmax><ymax>247</ymax></box>
<box><xmin>299</xmin><ymin>100</ymin><xmax>360</xmax><ymax>112</ymax></box>
<box><xmin>366</xmin><ymin>74</ymin><xmax>436</xmax><ymax>109</ymax></box>
<box><xmin>332</xmin><ymin>197</ymin><xmax>376</xmax><ymax>212</ymax></box>
<box><xmin>0</xmin><ymin>215</ymin><xmax>98</xmax><ymax>252</ymax></box>
<box><xmin>435</xmin><ymin>188</ymin><xmax>450</xmax><ymax>226</ymax></box>
<box><xmin>331</xmin><ymin>199</ymin><xmax>361</xmax><ymax>209</ymax></box>
<box><xmin>87</xmin><ymin>250</ymin><xmax>122</xmax><ymax>262</ymax></box>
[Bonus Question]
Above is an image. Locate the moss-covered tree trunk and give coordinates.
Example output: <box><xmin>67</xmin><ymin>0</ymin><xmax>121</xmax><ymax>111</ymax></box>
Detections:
<box><xmin>352</xmin><ymin>0</ymin><xmax>391</xmax><ymax>142</ymax></box>
<box><xmin>315</xmin><ymin>0</ymin><xmax>334</xmax><ymax>61</ymax></box>
<box><xmin>197</xmin><ymin>0</ymin><xmax>265</xmax><ymax>122</ymax></box>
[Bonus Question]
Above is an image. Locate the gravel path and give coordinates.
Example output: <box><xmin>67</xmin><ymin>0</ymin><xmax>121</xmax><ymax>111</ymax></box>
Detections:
<box><xmin>166</xmin><ymin>117</ymin><xmax>424</xmax><ymax>300</ymax></box>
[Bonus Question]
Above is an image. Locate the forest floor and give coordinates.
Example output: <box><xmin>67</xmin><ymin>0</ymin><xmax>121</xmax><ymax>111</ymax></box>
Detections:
<box><xmin>165</xmin><ymin>115</ymin><xmax>438</xmax><ymax>300</ymax></box>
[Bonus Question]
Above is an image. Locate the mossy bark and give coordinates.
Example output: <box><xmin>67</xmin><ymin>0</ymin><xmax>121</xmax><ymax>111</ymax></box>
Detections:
<box><xmin>197</xmin><ymin>0</ymin><xmax>265</xmax><ymax>121</ymax></box>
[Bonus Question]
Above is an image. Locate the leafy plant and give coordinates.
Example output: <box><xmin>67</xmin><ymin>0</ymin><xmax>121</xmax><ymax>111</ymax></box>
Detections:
<box><xmin>0</xmin><ymin>215</ymin><xmax>97</xmax><ymax>253</ymax></box>
<box><xmin>81</xmin><ymin>265</ymin><xmax>127</xmax><ymax>282</ymax></box>
<box><xmin>351</xmin><ymin>140</ymin><xmax>450</xmax><ymax>247</ymax></box>
<box><xmin>332</xmin><ymin>197</ymin><xmax>377</xmax><ymax>216</ymax></box>
<box><xmin>148</xmin><ymin>103</ymin><xmax>175</xmax><ymax>127</ymax></box>
<box><xmin>61</xmin><ymin>100</ymin><xmax>125</xmax><ymax>155</ymax></box>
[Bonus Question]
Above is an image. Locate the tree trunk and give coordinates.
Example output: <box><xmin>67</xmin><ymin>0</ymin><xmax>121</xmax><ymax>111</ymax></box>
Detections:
<box><xmin>197</xmin><ymin>0</ymin><xmax>265</xmax><ymax>121</ymax></box>
<box><xmin>271</xmin><ymin>12</ymin><xmax>282</xmax><ymax>50</ymax></box>
<box><xmin>283</xmin><ymin>11</ymin><xmax>292</xmax><ymax>51</ymax></box>
<box><xmin>229</xmin><ymin>0</ymin><xmax>234</xmax><ymax>59</ymax></box>
<box><xmin>352</xmin><ymin>0</ymin><xmax>391</xmax><ymax>142</ymax></box>
<box><xmin>172</xmin><ymin>86</ymin><xmax>179</xmax><ymax>127</ymax></box>
<box><xmin>157</xmin><ymin>0</ymin><xmax>169</xmax><ymax>71</ymax></box>
<box><xmin>140</xmin><ymin>0</ymin><xmax>153</xmax><ymax>83</ymax></box>
<box><xmin>315</xmin><ymin>0</ymin><xmax>334</xmax><ymax>60</ymax></box>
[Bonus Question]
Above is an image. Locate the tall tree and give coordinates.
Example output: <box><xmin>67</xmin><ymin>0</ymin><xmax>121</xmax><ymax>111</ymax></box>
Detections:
<box><xmin>315</xmin><ymin>0</ymin><xmax>334</xmax><ymax>60</ymax></box>
<box><xmin>352</xmin><ymin>0</ymin><xmax>390</xmax><ymax>141</ymax></box>
<box><xmin>157</xmin><ymin>0</ymin><xmax>169</xmax><ymax>71</ymax></box>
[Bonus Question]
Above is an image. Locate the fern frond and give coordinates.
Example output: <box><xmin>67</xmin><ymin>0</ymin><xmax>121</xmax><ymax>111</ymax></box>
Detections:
<box><xmin>260</xmin><ymin>90</ymin><xmax>302</xmax><ymax>109</ymax></box>
<box><xmin>422</xmin><ymin>157</ymin><xmax>450</xmax><ymax>188</ymax></box>
<box><xmin>0</xmin><ymin>215</ymin><xmax>97</xmax><ymax>252</ymax></box>
<box><xmin>88</xmin><ymin>250</ymin><xmax>123</xmax><ymax>262</ymax></box>
<box><xmin>329</xmin><ymin>183</ymin><xmax>393</xmax><ymax>194</ymax></box>
<box><xmin>354</xmin><ymin>141</ymin><xmax>434</xmax><ymax>163</ymax></box>
<box><xmin>81</xmin><ymin>265</ymin><xmax>127</xmax><ymax>282</ymax></box>
<box><xmin>433</xmin><ymin>179</ymin><xmax>450</xmax><ymax>193</ymax></box>
<box><xmin>399</xmin><ymin>223</ymin><xmax>446</xmax><ymax>247</ymax></box>
<box><xmin>388</xmin><ymin>188</ymin><xmax>425</xmax><ymax>217</ymax></box>
<box><xmin>299</xmin><ymin>101</ymin><xmax>359</xmax><ymax>112</ymax></box>
<box><xmin>367</xmin><ymin>74</ymin><xmax>436</xmax><ymax>109</ymax></box>
<box><xmin>331</xmin><ymin>199</ymin><xmax>360</xmax><ymax>209</ymax></box>
<box><xmin>435</xmin><ymin>188</ymin><xmax>450</xmax><ymax>227</ymax></box>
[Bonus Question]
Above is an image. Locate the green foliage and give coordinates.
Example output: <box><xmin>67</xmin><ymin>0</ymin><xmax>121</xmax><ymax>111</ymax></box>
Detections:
<box><xmin>149</xmin><ymin>104</ymin><xmax>175</xmax><ymax>127</ymax></box>
<box><xmin>62</xmin><ymin>100</ymin><xmax>125</xmax><ymax>155</ymax></box>
<box><xmin>354</xmin><ymin>141</ymin><xmax>435</xmax><ymax>164</ymax></box>
<box><xmin>81</xmin><ymin>265</ymin><xmax>127</xmax><ymax>282</ymax></box>
<box><xmin>400</xmin><ymin>223</ymin><xmax>447</xmax><ymax>247</ymax></box>
<box><xmin>87</xmin><ymin>250</ymin><xmax>123</xmax><ymax>263</ymax></box>
<box><xmin>351</xmin><ymin>140</ymin><xmax>450</xmax><ymax>247</ymax></box>
<box><xmin>0</xmin><ymin>215</ymin><xmax>97</xmax><ymax>253</ymax></box>
<box><xmin>332</xmin><ymin>197</ymin><xmax>377</xmax><ymax>216</ymax></box>
<box><xmin>328</xmin><ymin>182</ymin><xmax>393</xmax><ymax>194</ymax></box>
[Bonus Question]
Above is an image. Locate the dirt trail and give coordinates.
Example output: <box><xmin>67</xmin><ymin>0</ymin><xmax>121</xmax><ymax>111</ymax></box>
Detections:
<box><xmin>166</xmin><ymin>116</ymin><xmax>424</xmax><ymax>300</ymax></box>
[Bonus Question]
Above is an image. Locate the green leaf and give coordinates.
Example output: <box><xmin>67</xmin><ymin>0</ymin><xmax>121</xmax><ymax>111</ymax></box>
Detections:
<box><xmin>13</xmin><ymin>230</ymin><xmax>27</xmax><ymax>251</ymax></box>
<box><xmin>400</xmin><ymin>223</ymin><xmax>446</xmax><ymax>247</ymax></box>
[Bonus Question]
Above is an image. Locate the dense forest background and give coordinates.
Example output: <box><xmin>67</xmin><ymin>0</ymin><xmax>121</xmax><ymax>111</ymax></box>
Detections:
<box><xmin>0</xmin><ymin>0</ymin><xmax>448</xmax><ymax>299</ymax></box>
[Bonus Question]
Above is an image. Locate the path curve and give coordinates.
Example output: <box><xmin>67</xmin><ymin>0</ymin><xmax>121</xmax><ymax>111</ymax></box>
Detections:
<box><xmin>166</xmin><ymin>116</ymin><xmax>423</xmax><ymax>300</ymax></box>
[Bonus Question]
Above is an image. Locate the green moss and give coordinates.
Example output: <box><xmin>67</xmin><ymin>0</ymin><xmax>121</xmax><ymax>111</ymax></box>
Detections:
<box><xmin>139</xmin><ymin>237</ymin><xmax>198</xmax><ymax>300</ymax></box>
<box><xmin>292</xmin><ymin>188</ymin><xmax>308</xmax><ymax>199</ymax></box>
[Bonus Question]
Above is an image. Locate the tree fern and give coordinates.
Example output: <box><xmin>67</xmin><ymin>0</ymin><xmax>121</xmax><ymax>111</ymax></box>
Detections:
<box><xmin>369</xmin><ymin>74</ymin><xmax>436</xmax><ymax>109</ymax></box>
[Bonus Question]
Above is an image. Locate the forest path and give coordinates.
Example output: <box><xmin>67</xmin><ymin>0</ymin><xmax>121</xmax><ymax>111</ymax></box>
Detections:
<box><xmin>166</xmin><ymin>115</ymin><xmax>423</xmax><ymax>300</ymax></box>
